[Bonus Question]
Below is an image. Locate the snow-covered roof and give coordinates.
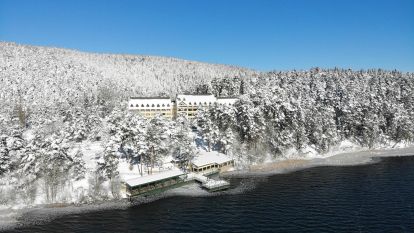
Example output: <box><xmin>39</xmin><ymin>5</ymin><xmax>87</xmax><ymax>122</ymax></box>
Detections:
<box><xmin>192</xmin><ymin>151</ymin><xmax>234</xmax><ymax>168</ymax></box>
<box><xmin>130</xmin><ymin>97</ymin><xmax>170</xmax><ymax>99</ymax></box>
<box><xmin>124</xmin><ymin>169</ymin><xmax>185</xmax><ymax>187</ymax></box>
<box><xmin>176</xmin><ymin>94</ymin><xmax>217</xmax><ymax>106</ymax></box>
<box><xmin>129</xmin><ymin>97</ymin><xmax>173</xmax><ymax>109</ymax></box>
<box><xmin>216</xmin><ymin>97</ymin><xmax>238</xmax><ymax>105</ymax></box>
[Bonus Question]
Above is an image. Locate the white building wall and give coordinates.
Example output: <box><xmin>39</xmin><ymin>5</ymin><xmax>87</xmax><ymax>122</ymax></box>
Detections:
<box><xmin>216</xmin><ymin>98</ymin><xmax>238</xmax><ymax>106</ymax></box>
<box><xmin>128</xmin><ymin>98</ymin><xmax>173</xmax><ymax>110</ymax></box>
<box><xmin>128</xmin><ymin>95</ymin><xmax>239</xmax><ymax>119</ymax></box>
<box><xmin>128</xmin><ymin>97</ymin><xmax>174</xmax><ymax>119</ymax></box>
<box><xmin>176</xmin><ymin>94</ymin><xmax>217</xmax><ymax>106</ymax></box>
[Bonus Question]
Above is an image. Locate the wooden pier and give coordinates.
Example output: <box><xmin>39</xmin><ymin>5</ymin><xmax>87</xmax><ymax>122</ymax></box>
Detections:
<box><xmin>190</xmin><ymin>173</ymin><xmax>230</xmax><ymax>192</ymax></box>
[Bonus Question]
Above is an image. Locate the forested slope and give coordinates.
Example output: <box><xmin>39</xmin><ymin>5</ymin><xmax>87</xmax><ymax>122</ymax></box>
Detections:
<box><xmin>0</xmin><ymin>42</ymin><xmax>256</xmax><ymax>126</ymax></box>
<box><xmin>1</xmin><ymin>42</ymin><xmax>413</xmax><ymax>206</ymax></box>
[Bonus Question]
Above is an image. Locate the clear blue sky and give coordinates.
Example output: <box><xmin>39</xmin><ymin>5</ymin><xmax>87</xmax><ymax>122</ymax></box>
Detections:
<box><xmin>1</xmin><ymin>0</ymin><xmax>413</xmax><ymax>71</ymax></box>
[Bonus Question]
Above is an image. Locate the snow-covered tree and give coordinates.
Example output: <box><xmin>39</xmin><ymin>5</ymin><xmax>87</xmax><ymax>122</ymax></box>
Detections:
<box><xmin>196</xmin><ymin>107</ymin><xmax>217</xmax><ymax>151</ymax></box>
<box><xmin>171</xmin><ymin>116</ymin><xmax>196</xmax><ymax>170</ymax></box>
<box><xmin>145</xmin><ymin>115</ymin><xmax>169</xmax><ymax>174</ymax></box>
<box><xmin>1</xmin><ymin>41</ymin><xmax>414</xmax><ymax>206</ymax></box>
<box><xmin>71</xmin><ymin>148</ymin><xmax>86</xmax><ymax>181</ymax></box>
<box><xmin>0</xmin><ymin>135</ymin><xmax>10</xmax><ymax>176</ymax></box>
<box><xmin>99</xmin><ymin>141</ymin><xmax>119</xmax><ymax>181</ymax></box>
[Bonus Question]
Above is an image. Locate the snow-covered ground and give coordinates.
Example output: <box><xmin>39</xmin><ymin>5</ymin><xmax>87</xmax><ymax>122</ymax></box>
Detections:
<box><xmin>225</xmin><ymin>141</ymin><xmax>414</xmax><ymax>177</ymax></box>
<box><xmin>0</xmin><ymin>141</ymin><xmax>104</xmax><ymax>213</ymax></box>
<box><xmin>1</xmin><ymin>140</ymin><xmax>414</xmax><ymax>231</ymax></box>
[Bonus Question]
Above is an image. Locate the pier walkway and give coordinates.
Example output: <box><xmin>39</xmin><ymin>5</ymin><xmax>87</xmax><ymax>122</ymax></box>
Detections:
<box><xmin>188</xmin><ymin>173</ymin><xmax>230</xmax><ymax>192</ymax></box>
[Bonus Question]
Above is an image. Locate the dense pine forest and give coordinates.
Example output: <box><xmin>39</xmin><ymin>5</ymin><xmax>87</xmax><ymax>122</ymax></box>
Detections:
<box><xmin>1</xmin><ymin>42</ymin><xmax>413</xmax><ymax>205</ymax></box>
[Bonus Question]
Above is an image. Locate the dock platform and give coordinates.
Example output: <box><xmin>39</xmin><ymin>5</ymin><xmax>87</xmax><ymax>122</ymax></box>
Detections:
<box><xmin>189</xmin><ymin>173</ymin><xmax>230</xmax><ymax>192</ymax></box>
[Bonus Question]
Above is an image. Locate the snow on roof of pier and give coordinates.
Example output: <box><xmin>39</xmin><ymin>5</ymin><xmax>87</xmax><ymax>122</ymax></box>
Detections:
<box><xmin>124</xmin><ymin>169</ymin><xmax>185</xmax><ymax>187</ymax></box>
<box><xmin>192</xmin><ymin>151</ymin><xmax>233</xmax><ymax>168</ymax></box>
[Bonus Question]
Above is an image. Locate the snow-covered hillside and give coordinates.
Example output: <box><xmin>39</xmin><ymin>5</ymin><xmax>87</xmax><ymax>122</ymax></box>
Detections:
<box><xmin>0</xmin><ymin>42</ymin><xmax>256</xmax><ymax>208</ymax></box>
<box><xmin>1</xmin><ymin>42</ymin><xmax>414</xmax><ymax>210</ymax></box>
<box><xmin>0</xmin><ymin>42</ymin><xmax>257</xmax><ymax>120</ymax></box>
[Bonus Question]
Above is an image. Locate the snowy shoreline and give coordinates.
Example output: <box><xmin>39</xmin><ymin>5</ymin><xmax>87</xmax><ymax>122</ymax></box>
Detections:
<box><xmin>223</xmin><ymin>145</ymin><xmax>414</xmax><ymax>178</ymax></box>
<box><xmin>2</xmin><ymin>145</ymin><xmax>414</xmax><ymax>231</ymax></box>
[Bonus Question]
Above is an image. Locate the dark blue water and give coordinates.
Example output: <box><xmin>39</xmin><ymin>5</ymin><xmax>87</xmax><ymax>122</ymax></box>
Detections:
<box><xmin>9</xmin><ymin>156</ymin><xmax>414</xmax><ymax>233</ymax></box>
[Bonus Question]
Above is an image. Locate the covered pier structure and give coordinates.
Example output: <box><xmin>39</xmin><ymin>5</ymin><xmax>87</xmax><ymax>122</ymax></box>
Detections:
<box><xmin>124</xmin><ymin>170</ymin><xmax>186</xmax><ymax>197</ymax></box>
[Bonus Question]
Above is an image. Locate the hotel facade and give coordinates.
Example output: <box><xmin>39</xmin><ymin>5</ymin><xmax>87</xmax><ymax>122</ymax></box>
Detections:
<box><xmin>128</xmin><ymin>94</ymin><xmax>238</xmax><ymax>120</ymax></box>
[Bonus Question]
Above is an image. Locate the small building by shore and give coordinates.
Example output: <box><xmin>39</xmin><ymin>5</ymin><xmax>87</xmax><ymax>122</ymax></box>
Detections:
<box><xmin>191</xmin><ymin>151</ymin><xmax>234</xmax><ymax>175</ymax></box>
<box><xmin>122</xmin><ymin>152</ymin><xmax>235</xmax><ymax>198</ymax></box>
<box><xmin>123</xmin><ymin>170</ymin><xmax>186</xmax><ymax>197</ymax></box>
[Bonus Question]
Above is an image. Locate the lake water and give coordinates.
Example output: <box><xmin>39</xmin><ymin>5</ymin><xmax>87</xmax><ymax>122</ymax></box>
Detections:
<box><xmin>8</xmin><ymin>156</ymin><xmax>414</xmax><ymax>232</ymax></box>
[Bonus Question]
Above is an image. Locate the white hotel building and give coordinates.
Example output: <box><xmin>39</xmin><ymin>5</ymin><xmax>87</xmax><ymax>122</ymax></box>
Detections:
<box><xmin>128</xmin><ymin>94</ymin><xmax>238</xmax><ymax>120</ymax></box>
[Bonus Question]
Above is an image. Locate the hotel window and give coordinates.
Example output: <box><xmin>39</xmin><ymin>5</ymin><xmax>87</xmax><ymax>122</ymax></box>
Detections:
<box><xmin>136</xmin><ymin>104</ymin><xmax>139</xmax><ymax>107</ymax></box>
<box><xmin>141</xmin><ymin>104</ymin><xmax>144</xmax><ymax>107</ymax></box>
<box><xmin>152</xmin><ymin>104</ymin><xmax>155</xmax><ymax>107</ymax></box>
<box><xmin>189</xmin><ymin>102</ymin><xmax>192</xmax><ymax>105</ymax></box>
<box><xmin>209</xmin><ymin>102</ymin><xmax>211</xmax><ymax>105</ymax></box>
<box><xmin>146</xmin><ymin>104</ymin><xmax>150</xmax><ymax>107</ymax></box>
<box><xmin>157</xmin><ymin>104</ymin><xmax>160</xmax><ymax>107</ymax></box>
<box><xmin>162</xmin><ymin>104</ymin><xmax>165</xmax><ymax>107</ymax></box>
<box><xmin>167</xmin><ymin>104</ymin><xmax>170</xmax><ymax>107</ymax></box>
<box><xmin>130</xmin><ymin>104</ymin><xmax>133</xmax><ymax>107</ymax></box>
<box><xmin>194</xmin><ymin>102</ymin><xmax>197</xmax><ymax>105</ymax></box>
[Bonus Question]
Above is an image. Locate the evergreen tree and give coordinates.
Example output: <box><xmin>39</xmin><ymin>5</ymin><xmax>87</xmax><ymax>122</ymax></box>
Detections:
<box><xmin>98</xmin><ymin>141</ymin><xmax>119</xmax><ymax>181</ymax></box>
<box><xmin>145</xmin><ymin>115</ymin><xmax>169</xmax><ymax>174</ymax></box>
<box><xmin>171</xmin><ymin>116</ymin><xmax>196</xmax><ymax>170</ymax></box>
<box><xmin>0</xmin><ymin>135</ymin><xmax>10</xmax><ymax>176</ymax></box>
